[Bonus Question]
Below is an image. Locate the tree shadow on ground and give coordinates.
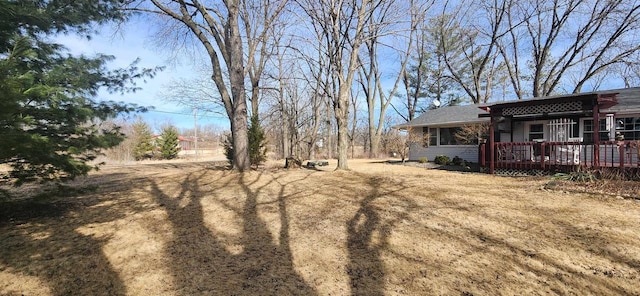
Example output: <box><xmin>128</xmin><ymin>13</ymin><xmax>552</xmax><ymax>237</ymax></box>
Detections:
<box><xmin>384</xmin><ymin>160</ymin><xmax>481</xmax><ymax>173</ymax></box>
<box><xmin>422</xmin><ymin>204</ymin><xmax>637</xmax><ymax>295</ymax></box>
<box><xmin>0</xmin><ymin>189</ymin><xmax>131</xmax><ymax>295</ymax></box>
<box><xmin>344</xmin><ymin>174</ymin><xmax>416</xmax><ymax>296</ymax></box>
<box><xmin>148</xmin><ymin>170</ymin><xmax>317</xmax><ymax>295</ymax></box>
<box><xmin>0</xmin><ymin>162</ymin><xmax>217</xmax><ymax>295</ymax></box>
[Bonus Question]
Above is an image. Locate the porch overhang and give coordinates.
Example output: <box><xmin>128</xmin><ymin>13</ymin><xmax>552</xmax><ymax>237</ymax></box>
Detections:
<box><xmin>478</xmin><ymin>92</ymin><xmax>619</xmax><ymax>119</ymax></box>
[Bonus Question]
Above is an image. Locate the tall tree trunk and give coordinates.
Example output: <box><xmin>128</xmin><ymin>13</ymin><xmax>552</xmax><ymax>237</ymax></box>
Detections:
<box><xmin>228</xmin><ymin>0</ymin><xmax>250</xmax><ymax>170</ymax></box>
<box><xmin>250</xmin><ymin>81</ymin><xmax>260</xmax><ymax>118</ymax></box>
<box><xmin>370</xmin><ymin>134</ymin><xmax>380</xmax><ymax>158</ymax></box>
<box><xmin>325</xmin><ymin>99</ymin><xmax>333</xmax><ymax>159</ymax></box>
<box><xmin>336</xmin><ymin>112</ymin><xmax>349</xmax><ymax>170</ymax></box>
<box><xmin>138</xmin><ymin>0</ymin><xmax>253</xmax><ymax>171</ymax></box>
<box><xmin>368</xmin><ymin>110</ymin><xmax>377</xmax><ymax>157</ymax></box>
<box><xmin>281</xmin><ymin>115</ymin><xmax>290</xmax><ymax>157</ymax></box>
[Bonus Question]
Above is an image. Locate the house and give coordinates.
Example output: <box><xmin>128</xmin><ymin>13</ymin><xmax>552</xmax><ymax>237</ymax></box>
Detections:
<box><xmin>178</xmin><ymin>136</ymin><xmax>195</xmax><ymax>151</ymax></box>
<box><xmin>398</xmin><ymin>87</ymin><xmax>640</xmax><ymax>174</ymax></box>
<box><xmin>152</xmin><ymin>135</ymin><xmax>194</xmax><ymax>151</ymax></box>
<box><xmin>395</xmin><ymin>104</ymin><xmax>489</xmax><ymax>162</ymax></box>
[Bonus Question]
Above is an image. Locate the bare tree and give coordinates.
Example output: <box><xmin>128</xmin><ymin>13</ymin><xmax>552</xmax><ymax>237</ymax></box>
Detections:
<box><xmin>348</xmin><ymin>87</ymin><xmax>362</xmax><ymax>158</ymax></box>
<box><xmin>432</xmin><ymin>0</ymin><xmax>510</xmax><ymax>104</ymax></box>
<box><xmin>296</xmin><ymin>0</ymin><xmax>377</xmax><ymax>170</ymax></box>
<box><xmin>159</xmin><ymin>74</ymin><xmax>227</xmax><ymax>118</ymax></box>
<box><xmin>397</xmin><ymin>15</ymin><xmax>433</xmax><ymax>122</ymax></box>
<box><xmin>385</xmin><ymin>127</ymin><xmax>426</xmax><ymax>163</ymax></box>
<box><xmin>621</xmin><ymin>56</ymin><xmax>640</xmax><ymax>88</ymax></box>
<box><xmin>500</xmin><ymin>0</ymin><xmax>640</xmax><ymax>98</ymax></box>
<box><xmin>358</xmin><ymin>0</ymin><xmax>432</xmax><ymax>157</ymax></box>
<box><xmin>103</xmin><ymin>118</ymin><xmax>137</xmax><ymax>163</ymax></box>
<box><xmin>241</xmin><ymin>0</ymin><xmax>289</xmax><ymax>117</ymax></box>
<box><xmin>128</xmin><ymin>0</ymin><xmax>288</xmax><ymax>171</ymax></box>
<box><xmin>261</xmin><ymin>24</ymin><xmax>328</xmax><ymax>161</ymax></box>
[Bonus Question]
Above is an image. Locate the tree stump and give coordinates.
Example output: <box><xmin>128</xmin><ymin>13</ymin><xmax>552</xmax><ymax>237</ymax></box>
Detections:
<box><xmin>285</xmin><ymin>156</ymin><xmax>302</xmax><ymax>169</ymax></box>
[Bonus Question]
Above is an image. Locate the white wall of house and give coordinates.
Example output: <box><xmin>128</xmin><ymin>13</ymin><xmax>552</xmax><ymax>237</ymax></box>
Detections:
<box><xmin>409</xmin><ymin>144</ymin><xmax>479</xmax><ymax>162</ymax></box>
<box><xmin>408</xmin><ymin>127</ymin><xmax>480</xmax><ymax>162</ymax></box>
<box><xmin>512</xmin><ymin>122</ymin><xmax>526</xmax><ymax>142</ymax></box>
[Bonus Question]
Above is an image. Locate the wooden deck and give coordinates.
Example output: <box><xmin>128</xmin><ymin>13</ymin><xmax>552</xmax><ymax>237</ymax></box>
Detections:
<box><xmin>480</xmin><ymin>141</ymin><xmax>640</xmax><ymax>173</ymax></box>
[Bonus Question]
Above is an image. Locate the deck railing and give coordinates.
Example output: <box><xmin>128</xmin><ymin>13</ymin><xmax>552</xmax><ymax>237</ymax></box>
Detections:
<box><xmin>479</xmin><ymin>140</ymin><xmax>640</xmax><ymax>171</ymax></box>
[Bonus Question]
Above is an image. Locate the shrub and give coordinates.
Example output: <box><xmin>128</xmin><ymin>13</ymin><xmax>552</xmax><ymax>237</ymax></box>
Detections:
<box><xmin>222</xmin><ymin>115</ymin><xmax>267</xmax><ymax>169</ymax></box>
<box><xmin>452</xmin><ymin>156</ymin><xmax>463</xmax><ymax>166</ymax></box>
<box><xmin>419</xmin><ymin>157</ymin><xmax>428</xmax><ymax>163</ymax></box>
<box><xmin>434</xmin><ymin>155</ymin><xmax>450</xmax><ymax>165</ymax></box>
<box><xmin>553</xmin><ymin>171</ymin><xmax>597</xmax><ymax>182</ymax></box>
<box><xmin>248</xmin><ymin>115</ymin><xmax>267</xmax><ymax>168</ymax></box>
<box><xmin>222</xmin><ymin>133</ymin><xmax>233</xmax><ymax>167</ymax></box>
<box><xmin>554</xmin><ymin>166</ymin><xmax>598</xmax><ymax>182</ymax></box>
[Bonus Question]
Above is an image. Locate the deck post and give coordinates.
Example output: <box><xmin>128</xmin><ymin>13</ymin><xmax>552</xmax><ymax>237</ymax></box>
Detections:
<box><xmin>480</xmin><ymin>143</ymin><xmax>486</xmax><ymax>167</ymax></box>
<box><xmin>593</xmin><ymin>102</ymin><xmax>600</xmax><ymax>167</ymax></box>
<box><xmin>540</xmin><ymin>142</ymin><xmax>546</xmax><ymax>170</ymax></box>
<box><xmin>619</xmin><ymin>143</ymin><xmax>625</xmax><ymax>169</ymax></box>
<box><xmin>489</xmin><ymin>114</ymin><xmax>495</xmax><ymax>174</ymax></box>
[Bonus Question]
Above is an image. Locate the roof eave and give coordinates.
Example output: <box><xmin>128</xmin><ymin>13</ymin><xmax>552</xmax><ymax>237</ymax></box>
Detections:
<box><xmin>396</xmin><ymin>118</ymin><xmax>489</xmax><ymax>129</ymax></box>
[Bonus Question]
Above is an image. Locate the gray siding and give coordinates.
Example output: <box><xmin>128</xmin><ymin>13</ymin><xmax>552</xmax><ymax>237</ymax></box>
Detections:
<box><xmin>407</xmin><ymin>125</ymin><xmax>480</xmax><ymax>162</ymax></box>
<box><xmin>409</xmin><ymin>145</ymin><xmax>479</xmax><ymax>162</ymax></box>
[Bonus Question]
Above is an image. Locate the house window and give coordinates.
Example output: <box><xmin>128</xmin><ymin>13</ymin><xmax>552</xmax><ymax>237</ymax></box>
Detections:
<box><xmin>615</xmin><ymin>117</ymin><xmax>640</xmax><ymax>140</ymax></box>
<box><xmin>528</xmin><ymin>124</ymin><xmax>544</xmax><ymax>141</ymax></box>
<box><xmin>429</xmin><ymin>128</ymin><xmax>437</xmax><ymax>146</ymax></box>
<box><xmin>422</xmin><ymin>127</ymin><xmax>437</xmax><ymax>146</ymax></box>
<box><xmin>583</xmin><ymin>119</ymin><xmax>609</xmax><ymax>143</ymax></box>
<box><xmin>439</xmin><ymin>127</ymin><xmax>463</xmax><ymax>145</ymax></box>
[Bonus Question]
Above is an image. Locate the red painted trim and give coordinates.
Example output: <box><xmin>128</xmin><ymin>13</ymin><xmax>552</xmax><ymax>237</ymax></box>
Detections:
<box><xmin>619</xmin><ymin>143</ymin><xmax>625</xmax><ymax>169</ymax></box>
<box><xmin>489</xmin><ymin>115</ymin><xmax>495</xmax><ymax>174</ymax></box>
<box><xmin>593</xmin><ymin>98</ymin><xmax>600</xmax><ymax>167</ymax></box>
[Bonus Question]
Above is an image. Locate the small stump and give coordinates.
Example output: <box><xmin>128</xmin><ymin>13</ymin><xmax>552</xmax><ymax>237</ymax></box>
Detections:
<box><xmin>285</xmin><ymin>157</ymin><xmax>302</xmax><ymax>169</ymax></box>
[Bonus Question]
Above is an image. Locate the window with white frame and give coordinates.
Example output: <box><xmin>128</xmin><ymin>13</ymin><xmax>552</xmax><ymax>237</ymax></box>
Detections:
<box><xmin>615</xmin><ymin>117</ymin><xmax>640</xmax><ymax>140</ymax></box>
<box><xmin>422</xmin><ymin>127</ymin><xmax>437</xmax><ymax>147</ymax></box>
<box><xmin>429</xmin><ymin>128</ymin><xmax>437</xmax><ymax>146</ymax></box>
<box><xmin>582</xmin><ymin>119</ymin><xmax>609</xmax><ymax>143</ymax></box>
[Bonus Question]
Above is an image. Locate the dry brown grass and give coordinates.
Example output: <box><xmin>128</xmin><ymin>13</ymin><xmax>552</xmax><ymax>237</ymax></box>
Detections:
<box><xmin>1</xmin><ymin>159</ymin><xmax>640</xmax><ymax>295</ymax></box>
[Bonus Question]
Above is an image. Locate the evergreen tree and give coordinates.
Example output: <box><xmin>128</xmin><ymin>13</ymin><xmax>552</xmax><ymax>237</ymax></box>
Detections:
<box><xmin>248</xmin><ymin>115</ymin><xmax>267</xmax><ymax>168</ymax></box>
<box><xmin>0</xmin><ymin>1</ymin><xmax>159</xmax><ymax>184</ymax></box>
<box><xmin>131</xmin><ymin>120</ymin><xmax>154</xmax><ymax>160</ymax></box>
<box><xmin>222</xmin><ymin>133</ymin><xmax>234</xmax><ymax>167</ymax></box>
<box><xmin>158</xmin><ymin>126</ymin><xmax>180</xmax><ymax>160</ymax></box>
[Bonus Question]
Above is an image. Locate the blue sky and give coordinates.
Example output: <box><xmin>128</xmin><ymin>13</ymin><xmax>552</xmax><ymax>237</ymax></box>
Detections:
<box><xmin>56</xmin><ymin>22</ymin><xmax>230</xmax><ymax>132</ymax></box>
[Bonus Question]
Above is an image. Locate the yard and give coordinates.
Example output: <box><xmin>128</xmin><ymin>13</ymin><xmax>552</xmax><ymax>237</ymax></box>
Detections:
<box><xmin>1</xmin><ymin>159</ymin><xmax>639</xmax><ymax>295</ymax></box>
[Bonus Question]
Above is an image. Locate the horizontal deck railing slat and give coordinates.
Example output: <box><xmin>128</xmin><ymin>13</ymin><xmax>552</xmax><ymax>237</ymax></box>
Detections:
<box><xmin>479</xmin><ymin>140</ymin><xmax>640</xmax><ymax>171</ymax></box>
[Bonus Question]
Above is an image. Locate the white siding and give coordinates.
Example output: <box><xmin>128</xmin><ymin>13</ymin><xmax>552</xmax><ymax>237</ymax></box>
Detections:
<box><xmin>512</xmin><ymin>122</ymin><xmax>526</xmax><ymax>142</ymax></box>
<box><xmin>407</xmin><ymin>126</ymin><xmax>479</xmax><ymax>162</ymax></box>
<box><xmin>409</xmin><ymin>145</ymin><xmax>479</xmax><ymax>162</ymax></box>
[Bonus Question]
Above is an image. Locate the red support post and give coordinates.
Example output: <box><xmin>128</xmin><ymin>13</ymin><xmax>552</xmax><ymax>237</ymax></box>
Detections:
<box><xmin>593</xmin><ymin>102</ymin><xmax>600</xmax><ymax>167</ymax></box>
<box><xmin>489</xmin><ymin>115</ymin><xmax>495</xmax><ymax>174</ymax></box>
<box><xmin>540</xmin><ymin>142</ymin><xmax>546</xmax><ymax>171</ymax></box>
<box><xmin>619</xmin><ymin>143</ymin><xmax>625</xmax><ymax>169</ymax></box>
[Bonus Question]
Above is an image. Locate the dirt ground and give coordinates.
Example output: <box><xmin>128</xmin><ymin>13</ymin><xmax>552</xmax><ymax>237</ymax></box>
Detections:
<box><xmin>1</xmin><ymin>159</ymin><xmax>640</xmax><ymax>295</ymax></box>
